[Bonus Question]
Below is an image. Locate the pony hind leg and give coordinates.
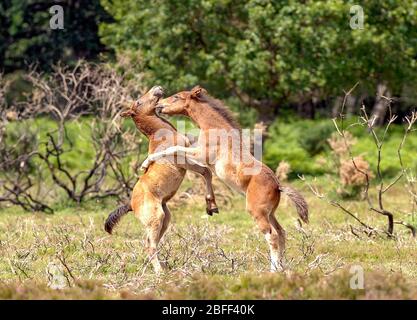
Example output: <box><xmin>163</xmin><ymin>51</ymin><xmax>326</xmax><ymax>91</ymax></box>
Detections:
<box><xmin>246</xmin><ymin>177</ymin><xmax>283</xmax><ymax>272</ymax></box>
<box><xmin>159</xmin><ymin>202</ymin><xmax>171</xmax><ymax>242</ymax></box>
<box><xmin>138</xmin><ymin>199</ymin><xmax>167</xmax><ymax>274</ymax></box>
<box><xmin>251</xmin><ymin>211</ymin><xmax>283</xmax><ymax>272</ymax></box>
<box><xmin>269</xmin><ymin>214</ymin><xmax>286</xmax><ymax>271</ymax></box>
<box><xmin>150</xmin><ymin>202</ymin><xmax>172</xmax><ymax>271</ymax></box>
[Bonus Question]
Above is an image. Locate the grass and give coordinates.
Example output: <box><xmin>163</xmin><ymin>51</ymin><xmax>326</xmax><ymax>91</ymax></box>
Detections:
<box><xmin>0</xmin><ymin>176</ymin><xmax>416</xmax><ymax>299</ymax></box>
<box><xmin>1</xmin><ymin>115</ymin><xmax>416</xmax><ymax>299</ymax></box>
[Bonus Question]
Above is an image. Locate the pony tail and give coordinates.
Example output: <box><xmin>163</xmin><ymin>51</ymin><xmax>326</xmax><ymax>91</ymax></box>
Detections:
<box><xmin>280</xmin><ymin>186</ymin><xmax>309</xmax><ymax>223</ymax></box>
<box><xmin>104</xmin><ymin>204</ymin><xmax>132</xmax><ymax>234</ymax></box>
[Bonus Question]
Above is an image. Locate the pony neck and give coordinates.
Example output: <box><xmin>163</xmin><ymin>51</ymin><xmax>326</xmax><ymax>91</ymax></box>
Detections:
<box><xmin>131</xmin><ymin>113</ymin><xmax>176</xmax><ymax>137</ymax></box>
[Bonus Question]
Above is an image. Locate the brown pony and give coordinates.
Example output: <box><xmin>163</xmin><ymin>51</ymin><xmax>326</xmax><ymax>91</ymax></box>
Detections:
<box><xmin>104</xmin><ymin>86</ymin><xmax>218</xmax><ymax>273</ymax></box>
<box><xmin>141</xmin><ymin>86</ymin><xmax>308</xmax><ymax>271</ymax></box>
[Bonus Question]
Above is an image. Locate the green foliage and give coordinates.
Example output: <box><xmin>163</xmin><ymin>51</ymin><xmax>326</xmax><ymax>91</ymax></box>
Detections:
<box><xmin>100</xmin><ymin>0</ymin><xmax>417</xmax><ymax>114</ymax></box>
<box><xmin>353</xmin><ymin>129</ymin><xmax>417</xmax><ymax>177</ymax></box>
<box><xmin>2</xmin><ymin>71</ymin><xmax>32</xmax><ymax>105</ymax></box>
<box><xmin>0</xmin><ymin>0</ymin><xmax>111</xmax><ymax>72</ymax></box>
<box><xmin>299</xmin><ymin>122</ymin><xmax>334</xmax><ymax>156</ymax></box>
<box><xmin>263</xmin><ymin>117</ymin><xmax>417</xmax><ymax>178</ymax></box>
<box><xmin>264</xmin><ymin>119</ymin><xmax>331</xmax><ymax>176</ymax></box>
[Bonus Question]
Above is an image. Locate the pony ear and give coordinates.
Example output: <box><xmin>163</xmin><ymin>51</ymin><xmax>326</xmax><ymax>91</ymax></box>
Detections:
<box><xmin>120</xmin><ymin>109</ymin><xmax>135</xmax><ymax>118</ymax></box>
<box><xmin>190</xmin><ymin>85</ymin><xmax>207</xmax><ymax>99</ymax></box>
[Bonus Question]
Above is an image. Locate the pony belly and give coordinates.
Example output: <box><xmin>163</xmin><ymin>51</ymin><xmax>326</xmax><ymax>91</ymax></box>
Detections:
<box><xmin>214</xmin><ymin>161</ymin><xmax>245</xmax><ymax>193</ymax></box>
<box><xmin>143</xmin><ymin>163</ymin><xmax>185</xmax><ymax>200</ymax></box>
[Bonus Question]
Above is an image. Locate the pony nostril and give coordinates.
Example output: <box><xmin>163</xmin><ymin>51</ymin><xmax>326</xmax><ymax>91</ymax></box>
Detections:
<box><xmin>155</xmin><ymin>106</ymin><xmax>163</xmax><ymax>116</ymax></box>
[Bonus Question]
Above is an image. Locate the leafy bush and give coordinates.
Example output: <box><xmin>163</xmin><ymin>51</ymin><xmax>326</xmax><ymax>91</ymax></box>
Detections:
<box><xmin>353</xmin><ymin>132</ymin><xmax>417</xmax><ymax>178</ymax></box>
<box><xmin>263</xmin><ymin>117</ymin><xmax>417</xmax><ymax>179</ymax></box>
<box><xmin>299</xmin><ymin>121</ymin><xmax>334</xmax><ymax>156</ymax></box>
<box><xmin>263</xmin><ymin>119</ymin><xmax>331</xmax><ymax>177</ymax></box>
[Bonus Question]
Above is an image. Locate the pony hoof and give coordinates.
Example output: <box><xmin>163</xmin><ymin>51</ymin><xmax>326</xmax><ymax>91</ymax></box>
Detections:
<box><xmin>206</xmin><ymin>207</ymin><xmax>219</xmax><ymax>216</ymax></box>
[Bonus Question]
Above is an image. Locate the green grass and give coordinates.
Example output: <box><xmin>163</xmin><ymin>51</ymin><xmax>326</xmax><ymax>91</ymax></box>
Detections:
<box><xmin>1</xmin><ymin>116</ymin><xmax>416</xmax><ymax>299</ymax></box>
<box><xmin>0</xmin><ymin>177</ymin><xmax>416</xmax><ymax>299</ymax></box>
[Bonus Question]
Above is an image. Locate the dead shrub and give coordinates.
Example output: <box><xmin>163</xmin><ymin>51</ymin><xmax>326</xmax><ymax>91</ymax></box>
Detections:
<box><xmin>339</xmin><ymin>156</ymin><xmax>372</xmax><ymax>187</ymax></box>
<box><xmin>0</xmin><ymin>61</ymin><xmax>146</xmax><ymax>211</ymax></box>
<box><xmin>30</xmin><ymin>61</ymin><xmax>144</xmax><ymax>203</ymax></box>
<box><xmin>327</xmin><ymin>130</ymin><xmax>372</xmax><ymax>198</ymax></box>
<box><xmin>327</xmin><ymin>131</ymin><xmax>357</xmax><ymax>158</ymax></box>
<box><xmin>338</xmin><ymin>156</ymin><xmax>373</xmax><ymax>198</ymax></box>
<box><xmin>305</xmin><ymin>83</ymin><xmax>417</xmax><ymax>238</ymax></box>
<box><xmin>0</xmin><ymin>115</ymin><xmax>51</xmax><ymax>212</ymax></box>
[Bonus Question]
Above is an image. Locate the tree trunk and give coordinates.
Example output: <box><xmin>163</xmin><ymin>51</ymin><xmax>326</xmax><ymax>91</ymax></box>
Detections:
<box><xmin>251</xmin><ymin>102</ymin><xmax>277</xmax><ymax>157</ymax></box>
<box><xmin>253</xmin><ymin>102</ymin><xmax>277</xmax><ymax>125</ymax></box>
<box><xmin>297</xmin><ymin>99</ymin><xmax>316</xmax><ymax>119</ymax></box>
<box><xmin>231</xmin><ymin>87</ymin><xmax>277</xmax><ymax>125</ymax></box>
<box><xmin>231</xmin><ymin>88</ymin><xmax>277</xmax><ymax>154</ymax></box>
<box><xmin>346</xmin><ymin>94</ymin><xmax>357</xmax><ymax>115</ymax></box>
<box><xmin>371</xmin><ymin>83</ymin><xmax>391</xmax><ymax>126</ymax></box>
<box><xmin>331</xmin><ymin>96</ymin><xmax>344</xmax><ymax>117</ymax></box>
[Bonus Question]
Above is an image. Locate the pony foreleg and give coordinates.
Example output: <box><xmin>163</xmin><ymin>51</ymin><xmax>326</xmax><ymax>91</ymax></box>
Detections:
<box><xmin>141</xmin><ymin>146</ymin><xmax>200</xmax><ymax>170</ymax></box>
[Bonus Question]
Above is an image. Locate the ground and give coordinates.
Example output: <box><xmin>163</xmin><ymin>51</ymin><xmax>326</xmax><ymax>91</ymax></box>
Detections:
<box><xmin>0</xmin><ymin>176</ymin><xmax>416</xmax><ymax>299</ymax></box>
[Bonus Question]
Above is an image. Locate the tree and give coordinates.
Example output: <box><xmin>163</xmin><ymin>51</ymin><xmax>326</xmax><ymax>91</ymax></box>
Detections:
<box><xmin>100</xmin><ymin>0</ymin><xmax>417</xmax><ymax>122</ymax></box>
<box><xmin>0</xmin><ymin>0</ymin><xmax>112</xmax><ymax>72</ymax></box>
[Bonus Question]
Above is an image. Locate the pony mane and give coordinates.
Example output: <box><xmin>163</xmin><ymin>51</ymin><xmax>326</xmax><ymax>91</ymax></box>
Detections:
<box><xmin>198</xmin><ymin>93</ymin><xmax>241</xmax><ymax>129</ymax></box>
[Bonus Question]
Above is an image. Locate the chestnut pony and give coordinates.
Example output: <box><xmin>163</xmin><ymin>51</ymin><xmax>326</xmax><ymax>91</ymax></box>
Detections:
<box><xmin>105</xmin><ymin>86</ymin><xmax>218</xmax><ymax>273</ymax></box>
<box><xmin>142</xmin><ymin>86</ymin><xmax>308</xmax><ymax>271</ymax></box>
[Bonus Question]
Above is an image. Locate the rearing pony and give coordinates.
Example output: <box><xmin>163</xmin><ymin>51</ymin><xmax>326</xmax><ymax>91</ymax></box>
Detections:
<box><xmin>105</xmin><ymin>86</ymin><xmax>218</xmax><ymax>273</ymax></box>
<box><xmin>142</xmin><ymin>86</ymin><xmax>308</xmax><ymax>271</ymax></box>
